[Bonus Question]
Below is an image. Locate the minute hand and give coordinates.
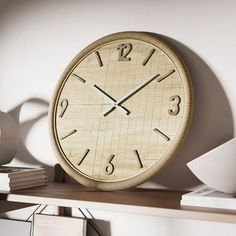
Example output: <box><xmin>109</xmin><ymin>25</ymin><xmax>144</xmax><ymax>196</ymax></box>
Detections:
<box><xmin>102</xmin><ymin>73</ymin><xmax>160</xmax><ymax>116</ymax></box>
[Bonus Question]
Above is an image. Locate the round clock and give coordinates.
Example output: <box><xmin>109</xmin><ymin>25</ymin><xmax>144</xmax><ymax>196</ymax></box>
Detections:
<box><xmin>49</xmin><ymin>32</ymin><xmax>193</xmax><ymax>191</ymax></box>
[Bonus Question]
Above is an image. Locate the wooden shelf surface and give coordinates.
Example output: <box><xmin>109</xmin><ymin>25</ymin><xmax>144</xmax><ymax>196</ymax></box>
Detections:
<box><xmin>1</xmin><ymin>183</ymin><xmax>236</xmax><ymax>223</ymax></box>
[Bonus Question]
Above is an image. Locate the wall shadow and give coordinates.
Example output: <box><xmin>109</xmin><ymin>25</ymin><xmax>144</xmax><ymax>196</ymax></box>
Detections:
<box><xmin>7</xmin><ymin>98</ymin><xmax>54</xmax><ymax>178</ymax></box>
<box><xmin>143</xmin><ymin>34</ymin><xmax>234</xmax><ymax>190</ymax></box>
<box><xmin>2</xmin><ymin>37</ymin><xmax>234</xmax><ymax>192</ymax></box>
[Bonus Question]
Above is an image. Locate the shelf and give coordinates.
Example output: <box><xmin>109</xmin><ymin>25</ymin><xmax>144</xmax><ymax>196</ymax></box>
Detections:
<box><xmin>1</xmin><ymin>183</ymin><xmax>236</xmax><ymax>223</ymax></box>
<box><xmin>0</xmin><ymin>200</ymin><xmax>35</xmax><ymax>214</ymax></box>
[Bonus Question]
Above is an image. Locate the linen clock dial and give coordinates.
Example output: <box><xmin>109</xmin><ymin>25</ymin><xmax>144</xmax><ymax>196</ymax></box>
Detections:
<box><xmin>49</xmin><ymin>32</ymin><xmax>193</xmax><ymax>190</ymax></box>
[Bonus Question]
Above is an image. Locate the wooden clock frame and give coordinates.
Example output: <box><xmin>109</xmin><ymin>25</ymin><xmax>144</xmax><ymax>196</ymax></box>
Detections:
<box><xmin>49</xmin><ymin>31</ymin><xmax>193</xmax><ymax>191</ymax></box>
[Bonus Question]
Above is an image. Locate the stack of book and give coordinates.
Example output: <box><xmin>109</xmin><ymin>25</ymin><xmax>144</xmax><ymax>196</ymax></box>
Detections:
<box><xmin>181</xmin><ymin>185</ymin><xmax>236</xmax><ymax>210</ymax></box>
<box><xmin>0</xmin><ymin>166</ymin><xmax>47</xmax><ymax>191</ymax></box>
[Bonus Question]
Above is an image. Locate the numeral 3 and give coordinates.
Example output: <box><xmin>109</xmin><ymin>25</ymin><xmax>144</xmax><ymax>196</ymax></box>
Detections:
<box><xmin>169</xmin><ymin>95</ymin><xmax>181</xmax><ymax>116</ymax></box>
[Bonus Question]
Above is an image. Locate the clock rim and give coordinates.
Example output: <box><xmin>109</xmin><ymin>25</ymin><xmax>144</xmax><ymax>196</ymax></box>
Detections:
<box><xmin>48</xmin><ymin>31</ymin><xmax>193</xmax><ymax>191</ymax></box>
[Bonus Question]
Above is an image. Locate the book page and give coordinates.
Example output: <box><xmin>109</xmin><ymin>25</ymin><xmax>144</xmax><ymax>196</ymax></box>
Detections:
<box><xmin>31</xmin><ymin>214</ymin><xmax>86</xmax><ymax>236</ymax></box>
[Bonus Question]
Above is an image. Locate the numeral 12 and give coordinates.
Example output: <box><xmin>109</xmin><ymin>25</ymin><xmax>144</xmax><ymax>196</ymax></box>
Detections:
<box><xmin>117</xmin><ymin>43</ymin><xmax>132</xmax><ymax>61</ymax></box>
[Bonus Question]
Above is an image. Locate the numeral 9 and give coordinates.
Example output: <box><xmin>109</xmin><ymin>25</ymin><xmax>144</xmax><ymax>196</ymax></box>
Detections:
<box><xmin>59</xmin><ymin>98</ymin><xmax>69</xmax><ymax>118</ymax></box>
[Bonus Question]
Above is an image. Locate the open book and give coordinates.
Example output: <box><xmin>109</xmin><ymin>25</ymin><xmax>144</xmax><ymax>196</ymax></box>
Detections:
<box><xmin>181</xmin><ymin>185</ymin><xmax>236</xmax><ymax>210</ymax></box>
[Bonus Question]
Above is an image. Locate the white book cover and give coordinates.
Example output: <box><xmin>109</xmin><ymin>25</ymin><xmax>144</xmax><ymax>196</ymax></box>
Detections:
<box><xmin>181</xmin><ymin>185</ymin><xmax>236</xmax><ymax>210</ymax></box>
<box><xmin>31</xmin><ymin>214</ymin><xmax>87</xmax><ymax>236</ymax></box>
<box><xmin>0</xmin><ymin>219</ymin><xmax>31</xmax><ymax>236</ymax></box>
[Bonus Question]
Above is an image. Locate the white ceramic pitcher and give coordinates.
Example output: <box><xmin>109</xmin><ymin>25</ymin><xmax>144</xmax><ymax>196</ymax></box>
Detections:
<box><xmin>0</xmin><ymin>110</ymin><xmax>19</xmax><ymax>165</ymax></box>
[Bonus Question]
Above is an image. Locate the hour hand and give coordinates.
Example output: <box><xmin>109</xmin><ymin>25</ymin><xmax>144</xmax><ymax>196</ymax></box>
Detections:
<box><xmin>93</xmin><ymin>84</ymin><xmax>130</xmax><ymax>116</ymax></box>
<box><xmin>101</xmin><ymin>73</ymin><xmax>160</xmax><ymax>117</ymax></box>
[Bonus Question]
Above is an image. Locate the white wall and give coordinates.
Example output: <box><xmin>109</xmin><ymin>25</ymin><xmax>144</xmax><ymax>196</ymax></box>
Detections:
<box><xmin>0</xmin><ymin>0</ymin><xmax>236</xmax><ymax>235</ymax></box>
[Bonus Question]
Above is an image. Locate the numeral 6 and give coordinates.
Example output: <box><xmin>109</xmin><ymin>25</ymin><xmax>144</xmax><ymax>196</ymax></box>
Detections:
<box><xmin>105</xmin><ymin>155</ymin><xmax>115</xmax><ymax>175</ymax></box>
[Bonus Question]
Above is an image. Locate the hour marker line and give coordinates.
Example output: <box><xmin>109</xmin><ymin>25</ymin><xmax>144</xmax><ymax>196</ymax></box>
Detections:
<box><xmin>134</xmin><ymin>150</ymin><xmax>144</xmax><ymax>168</ymax></box>
<box><xmin>60</xmin><ymin>129</ymin><xmax>77</xmax><ymax>140</ymax></box>
<box><xmin>153</xmin><ymin>128</ymin><xmax>170</xmax><ymax>141</ymax></box>
<box><xmin>95</xmin><ymin>51</ymin><xmax>103</xmax><ymax>67</ymax></box>
<box><xmin>78</xmin><ymin>149</ymin><xmax>90</xmax><ymax>166</ymax></box>
<box><xmin>142</xmin><ymin>49</ymin><xmax>155</xmax><ymax>66</ymax></box>
<box><xmin>72</xmin><ymin>73</ymin><xmax>86</xmax><ymax>83</ymax></box>
<box><xmin>157</xmin><ymin>69</ymin><xmax>175</xmax><ymax>82</ymax></box>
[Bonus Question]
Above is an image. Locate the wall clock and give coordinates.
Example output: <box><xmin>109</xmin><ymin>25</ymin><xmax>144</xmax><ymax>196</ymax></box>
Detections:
<box><xmin>49</xmin><ymin>31</ymin><xmax>193</xmax><ymax>191</ymax></box>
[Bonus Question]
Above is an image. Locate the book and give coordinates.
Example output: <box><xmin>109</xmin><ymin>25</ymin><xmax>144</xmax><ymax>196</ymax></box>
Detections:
<box><xmin>31</xmin><ymin>214</ymin><xmax>87</xmax><ymax>236</ymax></box>
<box><xmin>0</xmin><ymin>178</ymin><xmax>47</xmax><ymax>191</ymax></box>
<box><xmin>0</xmin><ymin>176</ymin><xmax>47</xmax><ymax>190</ymax></box>
<box><xmin>0</xmin><ymin>218</ymin><xmax>31</xmax><ymax>236</ymax></box>
<box><xmin>0</xmin><ymin>166</ymin><xmax>47</xmax><ymax>191</ymax></box>
<box><xmin>181</xmin><ymin>185</ymin><xmax>236</xmax><ymax>210</ymax></box>
<box><xmin>0</xmin><ymin>166</ymin><xmax>45</xmax><ymax>180</ymax></box>
<box><xmin>0</xmin><ymin>172</ymin><xmax>46</xmax><ymax>184</ymax></box>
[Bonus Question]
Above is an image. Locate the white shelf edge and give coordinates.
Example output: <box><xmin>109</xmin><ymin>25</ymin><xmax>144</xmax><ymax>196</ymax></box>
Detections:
<box><xmin>6</xmin><ymin>193</ymin><xmax>236</xmax><ymax>224</ymax></box>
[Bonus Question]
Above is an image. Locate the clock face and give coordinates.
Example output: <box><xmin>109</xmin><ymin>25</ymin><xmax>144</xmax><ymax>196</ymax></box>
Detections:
<box><xmin>49</xmin><ymin>32</ymin><xmax>193</xmax><ymax>190</ymax></box>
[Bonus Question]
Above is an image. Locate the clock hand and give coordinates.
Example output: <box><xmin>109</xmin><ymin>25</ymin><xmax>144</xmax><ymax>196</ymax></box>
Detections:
<box><xmin>102</xmin><ymin>70</ymin><xmax>175</xmax><ymax>117</ymax></box>
<box><xmin>93</xmin><ymin>84</ymin><xmax>130</xmax><ymax>116</ymax></box>
<box><xmin>118</xmin><ymin>69</ymin><xmax>176</xmax><ymax>104</ymax></box>
<box><xmin>101</xmin><ymin>73</ymin><xmax>160</xmax><ymax>116</ymax></box>
<box><xmin>116</xmin><ymin>73</ymin><xmax>160</xmax><ymax>104</ymax></box>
